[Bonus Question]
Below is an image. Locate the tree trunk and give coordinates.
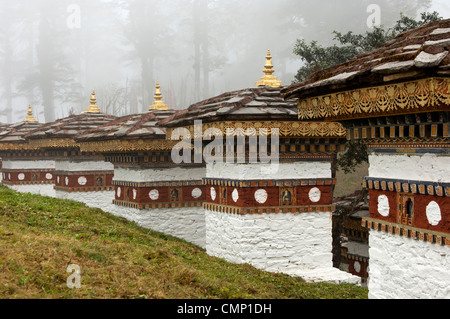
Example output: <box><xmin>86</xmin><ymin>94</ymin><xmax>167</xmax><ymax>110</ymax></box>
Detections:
<box><xmin>141</xmin><ymin>56</ymin><xmax>154</xmax><ymax>112</ymax></box>
<box><xmin>200</xmin><ymin>0</ymin><xmax>209</xmax><ymax>99</ymax></box>
<box><xmin>37</xmin><ymin>12</ymin><xmax>55</xmax><ymax>123</ymax></box>
<box><xmin>41</xmin><ymin>79</ymin><xmax>55</xmax><ymax>123</ymax></box>
<box><xmin>193</xmin><ymin>0</ymin><xmax>201</xmax><ymax>102</ymax></box>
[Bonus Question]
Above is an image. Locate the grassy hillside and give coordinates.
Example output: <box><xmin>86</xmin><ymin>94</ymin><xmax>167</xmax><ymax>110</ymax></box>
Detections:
<box><xmin>0</xmin><ymin>185</ymin><xmax>367</xmax><ymax>299</ymax></box>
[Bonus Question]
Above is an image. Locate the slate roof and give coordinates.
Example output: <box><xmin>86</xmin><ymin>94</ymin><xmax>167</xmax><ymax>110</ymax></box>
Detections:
<box><xmin>161</xmin><ymin>86</ymin><xmax>298</xmax><ymax>128</ymax></box>
<box><xmin>282</xmin><ymin>19</ymin><xmax>450</xmax><ymax>100</ymax></box>
<box><xmin>75</xmin><ymin>110</ymin><xmax>176</xmax><ymax>142</ymax></box>
<box><xmin>0</xmin><ymin>123</ymin><xmax>9</xmax><ymax>133</ymax></box>
<box><xmin>25</xmin><ymin>113</ymin><xmax>118</xmax><ymax>141</ymax></box>
<box><xmin>0</xmin><ymin>121</ymin><xmax>42</xmax><ymax>144</ymax></box>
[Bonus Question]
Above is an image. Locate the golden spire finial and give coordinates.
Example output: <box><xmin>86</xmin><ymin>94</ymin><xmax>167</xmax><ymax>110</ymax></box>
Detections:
<box><xmin>149</xmin><ymin>82</ymin><xmax>169</xmax><ymax>111</ymax></box>
<box><xmin>24</xmin><ymin>105</ymin><xmax>38</xmax><ymax>123</ymax></box>
<box><xmin>255</xmin><ymin>49</ymin><xmax>282</xmax><ymax>88</ymax></box>
<box><xmin>84</xmin><ymin>90</ymin><xmax>101</xmax><ymax>113</ymax></box>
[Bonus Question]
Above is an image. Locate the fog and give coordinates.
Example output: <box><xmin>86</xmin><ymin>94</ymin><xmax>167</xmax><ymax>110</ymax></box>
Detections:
<box><xmin>0</xmin><ymin>0</ymin><xmax>445</xmax><ymax>123</ymax></box>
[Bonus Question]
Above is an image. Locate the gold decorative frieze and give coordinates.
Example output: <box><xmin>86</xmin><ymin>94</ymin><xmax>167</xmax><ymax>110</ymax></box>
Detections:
<box><xmin>27</xmin><ymin>137</ymin><xmax>191</xmax><ymax>153</ymax></box>
<box><xmin>365</xmin><ymin>138</ymin><xmax>450</xmax><ymax>149</ymax></box>
<box><xmin>166</xmin><ymin>121</ymin><xmax>347</xmax><ymax>139</ymax></box>
<box><xmin>79</xmin><ymin>139</ymin><xmax>190</xmax><ymax>153</ymax></box>
<box><xmin>298</xmin><ymin>77</ymin><xmax>450</xmax><ymax>120</ymax></box>
<box><xmin>29</xmin><ymin>138</ymin><xmax>78</xmax><ymax>149</ymax></box>
<box><xmin>0</xmin><ymin>143</ymin><xmax>38</xmax><ymax>151</ymax></box>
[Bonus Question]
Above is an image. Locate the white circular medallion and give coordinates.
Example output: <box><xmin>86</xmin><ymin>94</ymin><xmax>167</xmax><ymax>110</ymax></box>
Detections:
<box><xmin>354</xmin><ymin>261</ymin><xmax>361</xmax><ymax>273</ymax></box>
<box><xmin>46</xmin><ymin>173</ymin><xmax>53</xmax><ymax>180</ymax></box>
<box><xmin>191</xmin><ymin>188</ymin><xmax>202</xmax><ymax>199</ymax></box>
<box><xmin>377</xmin><ymin>195</ymin><xmax>390</xmax><ymax>217</ymax></box>
<box><xmin>78</xmin><ymin>176</ymin><xmax>87</xmax><ymax>186</ymax></box>
<box><xmin>18</xmin><ymin>173</ymin><xmax>25</xmax><ymax>181</ymax></box>
<box><xmin>426</xmin><ymin>201</ymin><xmax>442</xmax><ymax>226</ymax></box>
<box><xmin>309</xmin><ymin>187</ymin><xmax>321</xmax><ymax>203</ymax></box>
<box><xmin>254</xmin><ymin>189</ymin><xmax>268</xmax><ymax>204</ymax></box>
<box><xmin>149</xmin><ymin>189</ymin><xmax>159</xmax><ymax>201</ymax></box>
<box><xmin>210</xmin><ymin>187</ymin><xmax>217</xmax><ymax>201</ymax></box>
<box><xmin>232</xmin><ymin>189</ymin><xmax>239</xmax><ymax>203</ymax></box>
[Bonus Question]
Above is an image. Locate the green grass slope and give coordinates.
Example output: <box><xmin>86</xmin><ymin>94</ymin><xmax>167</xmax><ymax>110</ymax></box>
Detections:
<box><xmin>0</xmin><ymin>186</ymin><xmax>367</xmax><ymax>299</ymax></box>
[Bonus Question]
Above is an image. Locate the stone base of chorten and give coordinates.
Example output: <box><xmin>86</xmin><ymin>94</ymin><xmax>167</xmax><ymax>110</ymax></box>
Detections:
<box><xmin>55</xmin><ymin>190</ymin><xmax>116</xmax><ymax>213</ymax></box>
<box><xmin>205</xmin><ymin>209</ymin><xmax>361</xmax><ymax>285</ymax></box>
<box><xmin>110</xmin><ymin>205</ymin><xmax>206</xmax><ymax>249</ymax></box>
<box><xmin>7</xmin><ymin>184</ymin><xmax>56</xmax><ymax>198</ymax></box>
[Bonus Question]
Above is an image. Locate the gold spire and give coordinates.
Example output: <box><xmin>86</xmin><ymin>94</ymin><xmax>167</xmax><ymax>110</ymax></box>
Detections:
<box><xmin>24</xmin><ymin>105</ymin><xmax>38</xmax><ymax>123</ymax></box>
<box><xmin>149</xmin><ymin>82</ymin><xmax>169</xmax><ymax>111</ymax></box>
<box><xmin>84</xmin><ymin>90</ymin><xmax>101</xmax><ymax>113</ymax></box>
<box><xmin>255</xmin><ymin>49</ymin><xmax>282</xmax><ymax>88</ymax></box>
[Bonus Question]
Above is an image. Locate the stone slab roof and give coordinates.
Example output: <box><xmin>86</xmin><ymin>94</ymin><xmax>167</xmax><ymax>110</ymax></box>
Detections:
<box><xmin>24</xmin><ymin>113</ymin><xmax>118</xmax><ymax>141</ymax></box>
<box><xmin>161</xmin><ymin>86</ymin><xmax>298</xmax><ymax>128</ymax></box>
<box><xmin>282</xmin><ymin>19</ymin><xmax>450</xmax><ymax>100</ymax></box>
<box><xmin>0</xmin><ymin>121</ymin><xmax>42</xmax><ymax>144</ymax></box>
<box><xmin>75</xmin><ymin>110</ymin><xmax>176</xmax><ymax>142</ymax></box>
<box><xmin>0</xmin><ymin>123</ymin><xmax>9</xmax><ymax>133</ymax></box>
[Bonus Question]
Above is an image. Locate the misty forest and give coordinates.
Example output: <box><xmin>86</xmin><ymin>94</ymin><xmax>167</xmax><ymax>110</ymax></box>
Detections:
<box><xmin>0</xmin><ymin>0</ymin><xmax>442</xmax><ymax>123</ymax></box>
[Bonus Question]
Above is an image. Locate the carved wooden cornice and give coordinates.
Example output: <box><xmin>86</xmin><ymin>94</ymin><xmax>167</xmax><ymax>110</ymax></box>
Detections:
<box><xmin>362</xmin><ymin>217</ymin><xmax>450</xmax><ymax>246</ymax></box>
<box><xmin>298</xmin><ymin>77</ymin><xmax>450</xmax><ymax>121</ymax></box>
<box><xmin>204</xmin><ymin>203</ymin><xmax>336</xmax><ymax>215</ymax></box>
<box><xmin>78</xmin><ymin>138</ymin><xmax>190</xmax><ymax>153</ymax></box>
<box><xmin>165</xmin><ymin>121</ymin><xmax>347</xmax><ymax>139</ymax></box>
<box><xmin>28</xmin><ymin>138</ymin><xmax>78</xmax><ymax>149</ymax></box>
<box><xmin>0</xmin><ymin>142</ymin><xmax>38</xmax><ymax>151</ymax></box>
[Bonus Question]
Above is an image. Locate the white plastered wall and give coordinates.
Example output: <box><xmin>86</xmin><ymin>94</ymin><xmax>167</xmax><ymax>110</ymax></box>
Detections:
<box><xmin>55</xmin><ymin>160</ymin><xmax>114</xmax><ymax>172</ymax></box>
<box><xmin>368</xmin><ymin>153</ymin><xmax>450</xmax><ymax>182</ymax></box>
<box><xmin>110</xmin><ymin>205</ymin><xmax>206</xmax><ymax>248</ymax></box>
<box><xmin>207</xmin><ymin>161</ymin><xmax>332</xmax><ymax>180</ymax></box>
<box><xmin>368</xmin><ymin>230</ymin><xmax>450</xmax><ymax>299</ymax></box>
<box><xmin>10</xmin><ymin>184</ymin><xmax>56</xmax><ymax>198</ymax></box>
<box><xmin>113</xmin><ymin>166</ymin><xmax>206</xmax><ymax>183</ymax></box>
<box><xmin>2</xmin><ymin>160</ymin><xmax>56</xmax><ymax>170</ymax></box>
<box><xmin>55</xmin><ymin>190</ymin><xmax>116</xmax><ymax>214</ymax></box>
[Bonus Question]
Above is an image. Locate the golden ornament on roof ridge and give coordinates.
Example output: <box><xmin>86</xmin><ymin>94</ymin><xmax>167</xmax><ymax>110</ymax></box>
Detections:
<box><xmin>149</xmin><ymin>82</ymin><xmax>169</xmax><ymax>111</ymax></box>
<box><xmin>24</xmin><ymin>105</ymin><xmax>38</xmax><ymax>123</ymax></box>
<box><xmin>256</xmin><ymin>50</ymin><xmax>282</xmax><ymax>88</ymax></box>
<box><xmin>84</xmin><ymin>90</ymin><xmax>101</xmax><ymax>114</ymax></box>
